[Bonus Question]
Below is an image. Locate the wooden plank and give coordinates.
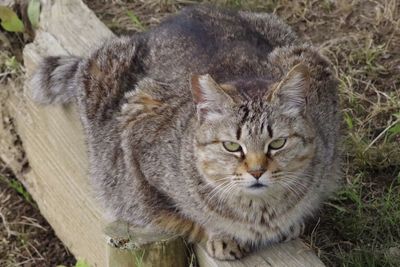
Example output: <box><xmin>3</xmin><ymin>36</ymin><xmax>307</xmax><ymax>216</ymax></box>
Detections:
<box><xmin>105</xmin><ymin>222</ymin><xmax>187</xmax><ymax>267</ymax></box>
<box><xmin>0</xmin><ymin>81</ymin><xmax>28</xmax><ymax>177</ymax></box>
<box><xmin>39</xmin><ymin>0</ymin><xmax>113</xmax><ymax>55</ymax></box>
<box><xmin>14</xmin><ymin>36</ymin><xmax>106</xmax><ymax>266</ymax></box>
<box><xmin>195</xmin><ymin>239</ymin><xmax>324</xmax><ymax>267</ymax></box>
<box><xmin>12</xmin><ymin>0</ymin><xmax>113</xmax><ymax>266</ymax></box>
<box><xmin>5</xmin><ymin>0</ymin><xmax>326</xmax><ymax>266</ymax></box>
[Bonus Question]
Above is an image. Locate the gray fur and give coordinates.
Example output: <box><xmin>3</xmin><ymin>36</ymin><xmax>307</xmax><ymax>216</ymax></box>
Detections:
<box><xmin>30</xmin><ymin>5</ymin><xmax>340</xmax><ymax>260</ymax></box>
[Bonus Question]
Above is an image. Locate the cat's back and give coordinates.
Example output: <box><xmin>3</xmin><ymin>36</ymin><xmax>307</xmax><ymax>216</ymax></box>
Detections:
<box><xmin>149</xmin><ymin>5</ymin><xmax>273</xmax><ymax>52</ymax></box>
<box><xmin>141</xmin><ymin>5</ymin><xmax>296</xmax><ymax>82</ymax></box>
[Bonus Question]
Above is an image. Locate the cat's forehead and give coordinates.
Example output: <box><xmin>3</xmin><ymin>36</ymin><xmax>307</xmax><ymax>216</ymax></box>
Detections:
<box><xmin>231</xmin><ymin>98</ymin><xmax>292</xmax><ymax>142</ymax></box>
<box><xmin>235</xmin><ymin>102</ymin><xmax>271</xmax><ymax>139</ymax></box>
<box><xmin>225</xmin><ymin>77</ymin><xmax>275</xmax><ymax>100</ymax></box>
<box><xmin>237</xmin><ymin>101</ymin><xmax>270</xmax><ymax>123</ymax></box>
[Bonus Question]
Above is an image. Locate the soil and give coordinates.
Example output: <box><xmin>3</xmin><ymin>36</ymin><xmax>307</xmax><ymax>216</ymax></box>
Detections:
<box><xmin>0</xmin><ymin>163</ymin><xmax>76</xmax><ymax>266</ymax></box>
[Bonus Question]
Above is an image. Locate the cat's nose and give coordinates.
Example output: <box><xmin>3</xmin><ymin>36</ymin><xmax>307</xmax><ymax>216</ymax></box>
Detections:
<box><xmin>249</xmin><ymin>170</ymin><xmax>264</xmax><ymax>179</ymax></box>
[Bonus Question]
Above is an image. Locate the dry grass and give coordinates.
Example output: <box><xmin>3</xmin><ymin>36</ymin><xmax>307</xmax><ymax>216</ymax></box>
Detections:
<box><xmin>291</xmin><ymin>1</ymin><xmax>400</xmax><ymax>266</ymax></box>
<box><xmin>0</xmin><ymin>165</ymin><xmax>76</xmax><ymax>267</ymax></box>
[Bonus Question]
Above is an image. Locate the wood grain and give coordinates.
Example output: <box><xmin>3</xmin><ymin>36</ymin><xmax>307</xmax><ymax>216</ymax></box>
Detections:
<box><xmin>15</xmin><ymin>0</ymin><xmax>113</xmax><ymax>266</ymax></box>
<box><xmin>195</xmin><ymin>239</ymin><xmax>324</xmax><ymax>267</ymax></box>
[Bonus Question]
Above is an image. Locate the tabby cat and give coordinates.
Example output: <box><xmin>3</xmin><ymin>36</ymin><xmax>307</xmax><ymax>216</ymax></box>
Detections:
<box><xmin>31</xmin><ymin>5</ymin><xmax>341</xmax><ymax>260</ymax></box>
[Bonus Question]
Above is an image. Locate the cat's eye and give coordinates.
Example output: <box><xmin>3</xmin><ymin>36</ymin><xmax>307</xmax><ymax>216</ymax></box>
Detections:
<box><xmin>222</xmin><ymin>141</ymin><xmax>242</xmax><ymax>152</ymax></box>
<box><xmin>269</xmin><ymin>138</ymin><xmax>286</xmax><ymax>150</ymax></box>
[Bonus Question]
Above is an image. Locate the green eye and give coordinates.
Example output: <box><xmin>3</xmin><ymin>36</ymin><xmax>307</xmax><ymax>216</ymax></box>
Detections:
<box><xmin>269</xmin><ymin>138</ymin><xmax>286</xmax><ymax>150</ymax></box>
<box><xmin>222</xmin><ymin>141</ymin><xmax>242</xmax><ymax>152</ymax></box>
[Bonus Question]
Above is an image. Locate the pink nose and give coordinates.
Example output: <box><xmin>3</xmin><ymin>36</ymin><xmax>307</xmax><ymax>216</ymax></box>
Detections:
<box><xmin>249</xmin><ymin>170</ymin><xmax>264</xmax><ymax>179</ymax></box>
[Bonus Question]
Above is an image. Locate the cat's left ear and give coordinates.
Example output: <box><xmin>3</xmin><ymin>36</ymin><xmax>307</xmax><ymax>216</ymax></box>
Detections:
<box><xmin>190</xmin><ymin>74</ymin><xmax>234</xmax><ymax>123</ymax></box>
<box><xmin>267</xmin><ymin>63</ymin><xmax>310</xmax><ymax>116</ymax></box>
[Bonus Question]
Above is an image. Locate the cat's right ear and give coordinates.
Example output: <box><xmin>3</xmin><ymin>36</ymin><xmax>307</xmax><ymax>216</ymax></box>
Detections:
<box><xmin>266</xmin><ymin>63</ymin><xmax>310</xmax><ymax>116</ymax></box>
<box><xmin>190</xmin><ymin>74</ymin><xmax>234</xmax><ymax>123</ymax></box>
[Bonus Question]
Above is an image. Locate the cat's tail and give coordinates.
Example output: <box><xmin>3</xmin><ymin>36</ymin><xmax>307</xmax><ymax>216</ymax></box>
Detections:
<box><xmin>30</xmin><ymin>56</ymin><xmax>83</xmax><ymax>105</ymax></box>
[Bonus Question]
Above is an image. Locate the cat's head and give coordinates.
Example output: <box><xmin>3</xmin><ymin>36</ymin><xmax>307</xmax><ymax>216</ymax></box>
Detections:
<box><xmin>191</xmin><ymin>64</ymin><xmax>316</xmax><ymax>198</ymax></box>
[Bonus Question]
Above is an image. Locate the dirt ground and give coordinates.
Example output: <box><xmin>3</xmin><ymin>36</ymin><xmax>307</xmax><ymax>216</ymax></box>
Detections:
<box><xmin>0</xmin><ymin>0</ymin><xmax>399</xmax><ymax>266</ymax></box>
<box><xmin>0</xmin><ymin>164</ymin><xmax>76</xmax><ymax>266</ymax></box>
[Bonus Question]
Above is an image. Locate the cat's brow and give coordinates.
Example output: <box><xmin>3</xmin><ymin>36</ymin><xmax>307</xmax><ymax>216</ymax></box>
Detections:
<box><xmin>260</xmin><ymin>121</ymin><xmax>265</xmax><ymax>134</ymax></box>
<box><xmin>196</xmin><ymin>140</ymin><xmax>220</xmax><ymax>147</ymax></box>
<box><xmin>267</xmin><ymin>125</ymin><xmax>273</xmax><ymax>138</ymax></box>
<box><xmin>288</xmin><ymin>133</ymin><xmax>314</xmax><ymax>144</ymax></box>
<box><xmin>236</xmin><ymin>127</ymin><xmax>242</xmax><ymax>140</ymax></box>
<box><xmin>239</xmin><ymin>105</ymin><xmax>250</xmax><ymax>124</ymax></box>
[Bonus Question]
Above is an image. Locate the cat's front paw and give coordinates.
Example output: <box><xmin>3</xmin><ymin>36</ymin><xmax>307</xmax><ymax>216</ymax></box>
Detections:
<box><xmin>283</xmin><ymin>221</ymin><xmax>305</xmax><ymax>242</ymax></box>
<box><xmin>206</xmin><ymin>238</ymin><xmax>249</xmax><ymax>261</ymax></box>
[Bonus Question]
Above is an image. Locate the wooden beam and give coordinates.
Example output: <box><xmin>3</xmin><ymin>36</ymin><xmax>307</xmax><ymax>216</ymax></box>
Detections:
<box><xmin>105</xmin><ymin>221</ymin><xmax>187</xmax><ymax>267</ymax></box>
<box><xmin>11</xmin><ymin>1</ymin><xmax>114</xmax><ymax>266</ymax></box>
<box><xmin>3</xmin><ymin>0</ymin><xmax>326</xmax><ymax>266</ymax></box>
<box><xmin>195</xmin><ymin>239</ymin><xmax>324</xmax><ymax>267</ymax></box>
<box><xmin>18</xmin><ymin>34</ymin><xmax>106</xmax><ymax>266</ymax></box>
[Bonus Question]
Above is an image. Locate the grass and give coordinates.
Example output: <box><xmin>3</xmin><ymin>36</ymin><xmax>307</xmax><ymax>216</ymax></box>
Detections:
<box><xmin>0</xmin><ymin>52</ymin><xmax>23</xmax><ymax>83</ymax></box>
<box><xmin>0</xmin><ymin>175</ymin><xmax>34</xmax><ymax>204</ymax></box>
<box><xmin>0</xmin><ymin>168</ymin><xmax>75</xmax><ymax>266</ymax></box>
<box><xmin>134</xmin><ymin>250</ymin><xmax>146</xmax><ymax>267</ymax></box>
<box><xmin>285</xmin><ymin>1</ymin><xmax>400</xmax><ymax>265</ymax></box>
<box><xmin>314</xmin><ymin>173</ymin><xmax>400</xmax><ymax>266</ymax></box>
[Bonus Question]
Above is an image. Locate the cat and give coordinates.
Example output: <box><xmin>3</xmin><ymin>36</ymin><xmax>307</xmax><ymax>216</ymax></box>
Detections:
<box><xmin>30</xmin><ymin>5</ymin><xmax>341</xmax><ymax>260</ymax></box>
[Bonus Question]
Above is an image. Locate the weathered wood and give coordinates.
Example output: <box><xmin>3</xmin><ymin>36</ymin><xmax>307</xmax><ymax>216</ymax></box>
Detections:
<box><xmin>105</xmin><ymin>221</ymin><xmax>187</xmax><ymax>267</ymax></box>
<box><xmin>3</xmin><ymin>0</ymin><xmax>326</xmax><ymax>266</ymax></box>
<box><xmin>195</xmin><ymin>239</ymin><xmax>324</xmax><ymax>267</ymax></box>
<box><xmin>10</xmin><ymin>1</ymin><xmax>114</xmax><ymax>266</ymax></box>
<box><xmin>0</xmin><ymin>81</ymin><xmax>28</xmax><ymax>177</ymax></box>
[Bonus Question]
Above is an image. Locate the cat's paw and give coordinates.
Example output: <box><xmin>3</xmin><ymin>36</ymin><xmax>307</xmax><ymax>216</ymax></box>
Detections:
<box><xmin>283</xmin><ymin>221</ymin><xmax>305</xmax><ymax>242</ymax></box>
<box><xmin>206</xmin><ymin>238</ymin><xmax>249</xmax><ymax>260</ymax></box>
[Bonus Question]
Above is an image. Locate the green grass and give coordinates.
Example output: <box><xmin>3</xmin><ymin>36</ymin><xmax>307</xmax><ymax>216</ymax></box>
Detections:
<box><xmin>0</xmin><ymin>175</ymin><xmax>34</xmax><ymax>205</ymax></box>
<box><xmin>134</xmin><ymin>250</ymin><xmax>146</xmax><ymax>267</ymax></box>
<box><xmin>318</xmin><ymin>172</ymin><xmax>400</xmax><ymax>266</ymax></box>
<box><xmin>303</xmin><ymin>1</ymin><xmax>400</xmax><ymax>264</ymax></box>
<box><xmin>0</xmin><ymin>52</ymin><xmax>23</xmax><ymax>83</ymax></box>
<box><xmin>126</xmin><ymin>10</ymin><xmax>146</xmax><ymax>31</ymax></box>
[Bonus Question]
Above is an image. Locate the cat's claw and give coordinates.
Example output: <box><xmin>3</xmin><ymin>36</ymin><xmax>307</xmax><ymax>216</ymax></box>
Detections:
<box><xmin>206</xmin><ymin>238</ymin><xmax>249</xmax><ymax>260</ymax></box>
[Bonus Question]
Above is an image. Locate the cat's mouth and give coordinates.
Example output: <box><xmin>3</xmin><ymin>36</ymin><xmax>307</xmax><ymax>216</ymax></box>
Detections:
<box><xmin>248</xmin><ymin>182</ymin><xmax>267</xmax><ymax>189</ymax></box>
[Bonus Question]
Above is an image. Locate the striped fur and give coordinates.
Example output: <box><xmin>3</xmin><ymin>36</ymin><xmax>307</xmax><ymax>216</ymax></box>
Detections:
<box><xmin>30</xmin><ymin>5</ymin><xmax>341</xmax><ymax>260</ymax></box>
